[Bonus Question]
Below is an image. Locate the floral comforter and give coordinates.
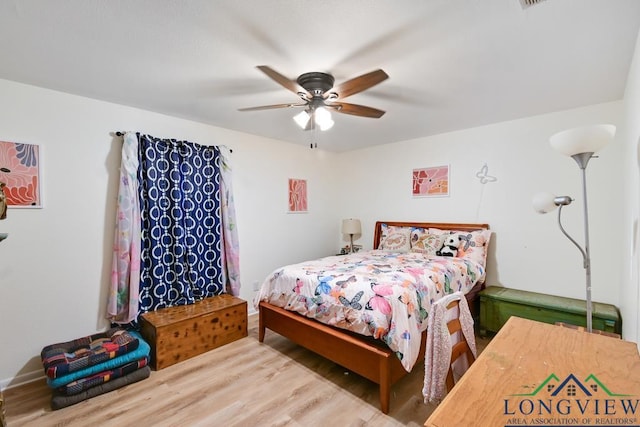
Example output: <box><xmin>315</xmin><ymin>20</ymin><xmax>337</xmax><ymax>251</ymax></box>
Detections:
<box><xmin>255</xmin><ymin>250</ymin><xmax>485</xmax><ymax>372</ymax></box>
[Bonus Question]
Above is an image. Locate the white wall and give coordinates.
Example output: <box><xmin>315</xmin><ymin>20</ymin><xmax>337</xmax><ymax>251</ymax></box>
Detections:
<box><xmin>0</xmin><ymin>78</ymin><xmax>340</xmax><ymax>387</ymax></box>
<box><xmin>336</xmin><ymin>102</ymin><xmax>625</xmax><ymax>307</ymax></box>
<box><xmin>619</xmin><ymin>27</ymin><xmax>640</xmax><ymax>346</ymax></box>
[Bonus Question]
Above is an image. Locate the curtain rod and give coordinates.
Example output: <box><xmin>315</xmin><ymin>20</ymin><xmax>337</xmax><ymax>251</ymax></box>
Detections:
<box><xmin>115</xmin><ymin>132</ymin><xmax>232</xmax><ymax>153</ymax></box>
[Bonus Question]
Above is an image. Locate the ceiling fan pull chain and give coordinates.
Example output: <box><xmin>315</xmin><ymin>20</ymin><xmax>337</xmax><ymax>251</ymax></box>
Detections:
<box><xmin>309</xmin><ymin>120</ymin><xmax>319</xmax><ymax>149</ymax></box>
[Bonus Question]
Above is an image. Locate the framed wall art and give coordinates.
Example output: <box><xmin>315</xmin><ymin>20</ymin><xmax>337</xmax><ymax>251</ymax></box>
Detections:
<box><xmin>288</xmin><ymin>178</ymin><xmax>308</xmax><ymax>213</ymax></box>
<box><xmin>412</xmin><ymin>165</ymin><xmax>449</xmax><ymax>197</ymax></box>
<box><xmin>0</xmin><ymin>140</ymin><xmax>42</xmax><ymax>208</ymax></box>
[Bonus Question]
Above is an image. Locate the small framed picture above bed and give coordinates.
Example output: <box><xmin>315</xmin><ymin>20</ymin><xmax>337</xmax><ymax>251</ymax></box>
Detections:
<box><xmin>287</xmin><ymin>178</ymin><xmax>307</xmax><ymax>213</ymax></box>
<box><xmin>0</xmin><ymin>140</ymin><xmax>42</xmax><ymax>208</ymax></box>
<box><xmin>412</xmin><ymin>165</ymin><xmax>449</xmax><ymax>198</ymax></box>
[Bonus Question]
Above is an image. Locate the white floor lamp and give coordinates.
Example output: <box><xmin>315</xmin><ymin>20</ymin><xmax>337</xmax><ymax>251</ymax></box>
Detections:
<box><xmin>533</xmin><ymin>124</ymin><xmax>616</xmax><ymax>333</ymax></box>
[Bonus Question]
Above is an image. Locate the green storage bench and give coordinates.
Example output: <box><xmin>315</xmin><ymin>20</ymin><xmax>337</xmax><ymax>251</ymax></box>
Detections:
<box><xmin>479</xmin><ymin>286</ymin><xmax>621</xmax><ymax>336</ymax></box>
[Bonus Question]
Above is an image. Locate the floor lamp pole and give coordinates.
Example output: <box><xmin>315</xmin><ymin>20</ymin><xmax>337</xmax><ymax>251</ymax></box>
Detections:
<box><xmin>579</xmin><ymin>161</ymin><xmax>593</xmax><ymax>333</ymax></box>
<box><xmin>554</xmin><ymin>152</ymin><xmax>594</xmax><ymax>333</ymax></box>
<box><xmin>573</xmin><ymin>152</ymin><xmax>594</xmax><ymax>333</ymax></box>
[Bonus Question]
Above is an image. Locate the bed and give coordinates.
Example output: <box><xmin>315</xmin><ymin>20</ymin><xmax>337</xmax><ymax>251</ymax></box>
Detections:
<box><xmin>256</xmin><ymin>221</ymin><xmax>490</xmax><ymax>413</ymax></box>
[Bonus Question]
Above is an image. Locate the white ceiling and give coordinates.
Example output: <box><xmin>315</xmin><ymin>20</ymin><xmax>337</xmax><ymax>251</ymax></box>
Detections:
<box><xmin>0</xmin><ymin>0</ymin><xmax>639</xmax><ymax>151</ymax></box>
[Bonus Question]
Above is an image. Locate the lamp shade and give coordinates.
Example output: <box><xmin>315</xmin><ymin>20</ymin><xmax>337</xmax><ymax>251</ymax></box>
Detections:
<box><xmin>293</xmin><ymin>110</ymin><xmax>311</xmax><ymax>129</ymax></box>
<box><xmin>315</xmin><ymin>107</ymin><xmax>334</xmax><ymax>131</ymax></box>
<box><xmin>342</xmin><ymin>218</ymin><xmax>361</xmax><ymax>235</ymax></box>
<box><xmin>532</xmin><ymin>192</ymin><xmax>558</xmax><ymax>214</ymax></box>
<box><xmin>549</xmin><ymin>124</ymin><xmax>616</xmax><ymax>157</ymax></box>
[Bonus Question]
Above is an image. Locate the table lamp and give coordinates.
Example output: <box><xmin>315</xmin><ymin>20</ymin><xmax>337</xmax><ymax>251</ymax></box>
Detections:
<box><xmin>342</xmin><ymin>218</ymin><xmax>362</xmax><ymax>253</ymax></box>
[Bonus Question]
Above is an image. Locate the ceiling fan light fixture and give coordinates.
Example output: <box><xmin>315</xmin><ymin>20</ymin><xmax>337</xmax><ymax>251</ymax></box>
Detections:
<box><xmin>293</xmin><ymin>110</ymin><xmax>311</xmax><ymax>129</ymax></box>
<box><xmin>242</xmin><ymin>66</ymin><xmax>388</xmax><ymax>136</ymax></box>
<box><xmin>314</xmin><ymin>107</ymin><xmax>334</xmax><ymax>131</ymax></box>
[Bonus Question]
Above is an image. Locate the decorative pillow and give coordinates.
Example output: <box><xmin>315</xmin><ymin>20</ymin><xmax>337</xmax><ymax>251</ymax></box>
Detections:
<box><xmin>378</xmin><ymin>224</ymin><xmax>412</xmax><ymax>252</ymax></box>
<box><xmin>410</xmin><ymin>227</ymin><xmax>445</xmax><ymax>256</ymax></box>
<box><xmin>430</xmin><ymin>228</ymin><xmax>491</xmax><ymax>266</ymax></box>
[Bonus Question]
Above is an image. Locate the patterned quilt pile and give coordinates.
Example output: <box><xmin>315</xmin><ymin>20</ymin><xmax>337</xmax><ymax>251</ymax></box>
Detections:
<box><xmin>40</xmin><ymin>328</ymin><xmax>151</xmax><ymax>410</ymax></box>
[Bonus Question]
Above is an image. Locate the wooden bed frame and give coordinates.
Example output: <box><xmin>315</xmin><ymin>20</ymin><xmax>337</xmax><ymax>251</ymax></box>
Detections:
<box><xmin>258</xmin><ymin>221</ymin><xmax>490</xmax><ymax>414</ymax></box>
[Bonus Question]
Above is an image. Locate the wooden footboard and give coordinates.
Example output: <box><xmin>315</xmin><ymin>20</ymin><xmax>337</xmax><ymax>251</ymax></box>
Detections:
<box><xmin>259</xmin><ymin>282</ymin><xmax>485</xmax><ymax>414</ymax></box>
<box><xmin>258</xmin><ymin>301</ymin><xmax>413</xmax><ymax>414</ymax></box>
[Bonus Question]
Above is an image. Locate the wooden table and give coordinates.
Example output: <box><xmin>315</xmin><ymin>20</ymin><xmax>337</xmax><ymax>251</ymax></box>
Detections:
<box><xmin>425</xmin><ymin>316</ymin><xmax>640</xmax><ymax>427</ymax></box>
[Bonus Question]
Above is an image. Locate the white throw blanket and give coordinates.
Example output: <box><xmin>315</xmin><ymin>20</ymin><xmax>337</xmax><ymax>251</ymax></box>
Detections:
<box><xmin>422</xmin><ymin>291</ymin><xmax>477</xmax><ymax>404</ymax></box>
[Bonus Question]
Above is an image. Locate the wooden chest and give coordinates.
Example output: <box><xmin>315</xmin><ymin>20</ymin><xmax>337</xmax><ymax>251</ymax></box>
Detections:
<box><xmin>140</xmin><ymin>294</ymin><xmax>247</xmax><ymax>370</ymax></box>
<box><xmin>479</xmin><ymin>286</ymin><xmax>621</xmax><ymax>336</ymax></box>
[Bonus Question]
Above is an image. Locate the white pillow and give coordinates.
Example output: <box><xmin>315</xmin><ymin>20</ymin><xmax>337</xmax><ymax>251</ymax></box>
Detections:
<box><xmin>378</xmin><ymin>224</ymin><xmax>412</xmax><ymax>252</ymax></box>
<box><xmin>410</xmin><ymin>227</ymin><xmax>446</xmax><ymax>256</ymax></box>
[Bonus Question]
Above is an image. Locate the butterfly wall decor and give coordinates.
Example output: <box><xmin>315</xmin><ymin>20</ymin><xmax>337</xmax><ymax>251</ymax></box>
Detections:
<box><xmin>476</xmin><ymin>163</ymin><xmax>497</xmax><ymax>184</ymax></box>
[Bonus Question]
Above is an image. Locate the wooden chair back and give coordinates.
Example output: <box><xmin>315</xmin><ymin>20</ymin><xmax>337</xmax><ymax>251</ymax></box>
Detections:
<box><xmin>444</xmin><ymin>299</ymin><xmax>476</xmax><ymax>392</ymax></box>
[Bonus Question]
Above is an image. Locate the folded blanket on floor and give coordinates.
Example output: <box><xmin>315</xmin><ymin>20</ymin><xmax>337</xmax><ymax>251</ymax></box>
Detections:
<box><xmin>47</xmin><ymin>331</ymin><xmax>150</xmax><ymax>388</ymax></box>
<box><xmin>50</xmin><ymin>366</ymin><xmax>151</xmax><ymax>410</ymax></box>
<box><xmin>56</xmin><ymin>356</ymin><xmax>148</xmax><ymax>395</ymax></box>
<box><xmin>41</xmin><ymin>328</ymin><xmax>139</xmax><ymax>379</ymax></box>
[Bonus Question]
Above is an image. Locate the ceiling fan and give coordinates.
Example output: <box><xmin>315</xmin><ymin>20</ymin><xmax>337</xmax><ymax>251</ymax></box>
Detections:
<box><xmin>238</xmin><ymin>66</ymin><xmax>389</xmax><ymax>131</ymax></box>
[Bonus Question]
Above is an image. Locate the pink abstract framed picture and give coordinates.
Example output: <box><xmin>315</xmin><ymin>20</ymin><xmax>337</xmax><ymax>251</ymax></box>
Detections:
<box><xmin>0</xmin><ymin>140</ymin><xmax>42</xmax><ymax>208</ymax></box>
<box><xmin>288</xmin><ymin>178</ymin><xmax>308</xmax><ymax>213</ymax></box>
<box><xmin>412</xmin><ymin>165</ymin><xmax>449</xmax><ymax>197</ymax></box>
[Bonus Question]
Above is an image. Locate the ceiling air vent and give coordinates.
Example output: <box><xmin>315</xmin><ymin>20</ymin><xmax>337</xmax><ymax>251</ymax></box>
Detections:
<box><xmin>519</xmin><ymin>0</ymin><xmax>546</xmax><ymax>9</ymax></box>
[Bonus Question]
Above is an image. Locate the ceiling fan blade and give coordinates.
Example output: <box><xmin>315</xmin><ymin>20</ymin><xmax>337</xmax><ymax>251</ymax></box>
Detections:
<box><xmin>330</xmin><ymin>102</ymin><xmax>386</xmax><ymax>118</ymax></box>
<box><xmin>238</xmin><ymin>103</ymin><xmax>307</xmax><ymax>112</ymax></box>
<box><xmin>329</xmin><ymin>69</ymin><xmax>389</xmax><ymax>99</ymax></box>
<box><xmin>256</xmin><ymin>65</ymin><xmax>309</xmax><ymax>98</ymax></box>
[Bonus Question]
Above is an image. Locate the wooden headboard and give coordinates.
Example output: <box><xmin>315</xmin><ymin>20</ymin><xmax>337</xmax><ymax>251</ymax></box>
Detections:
<box><xmin>373</xmin><ymin>221</ymin><xmax>490</xmax><ymax>249</ymax></box>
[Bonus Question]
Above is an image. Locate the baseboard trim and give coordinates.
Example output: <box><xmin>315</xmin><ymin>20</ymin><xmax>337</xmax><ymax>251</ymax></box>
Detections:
<box><xmin>0</xmin><ymin>370</ymin><xmax>44</xmax><ymax>391</ymax></box>
<box><xmin>1</xmin><ymin>311</ymin><xmax>259</xmax><ymax>391</ymax></box>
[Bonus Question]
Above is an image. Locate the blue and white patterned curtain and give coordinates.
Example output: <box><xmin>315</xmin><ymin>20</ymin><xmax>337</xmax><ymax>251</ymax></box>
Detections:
<box><xmin>137</xmin><ymin>134</ymin><xmax>224</xmax><ymax>312</ymax></box>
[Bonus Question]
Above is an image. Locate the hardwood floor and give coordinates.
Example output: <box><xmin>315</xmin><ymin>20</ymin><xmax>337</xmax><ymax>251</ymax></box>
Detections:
<box><xmin>4</xmin><ymin>314</ymin><xmax>489</xmax><ymax>427</ymax></box>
